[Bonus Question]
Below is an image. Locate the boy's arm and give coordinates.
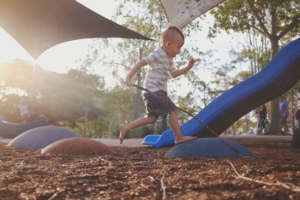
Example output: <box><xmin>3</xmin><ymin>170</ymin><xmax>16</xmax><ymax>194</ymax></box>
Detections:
<box><xmin>124</xmin><ymin>59</ymin><xmax>147</xmax><ymax>86</ymax></box>
<box><xmin>170</xmin><ymin>58</ymin><xmax>195</xmax><ymax>78</ymax></box>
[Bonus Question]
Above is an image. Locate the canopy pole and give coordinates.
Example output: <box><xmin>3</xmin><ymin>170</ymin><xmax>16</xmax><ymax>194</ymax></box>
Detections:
<box><xmin>30</xmin><ymin>60</ymin><xmax>37</xmax><ymax>114</ymax></box>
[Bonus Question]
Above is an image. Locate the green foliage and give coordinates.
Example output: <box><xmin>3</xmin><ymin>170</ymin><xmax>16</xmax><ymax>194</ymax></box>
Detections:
<box><xmin>98</xmin><ymin>86</ymin><xmax>137</xmax><ymax>138</ymax></box>
<box><xmin>230</xmin><ymin>71</ymin><xmax>253</xmax><ymax>86</ymax></box>
<box><xmin>124</xmin><ymin>124</ymin><xmax>155</xmax><ymax>139</ymax></box>
<box><xmin>209</xmin><ymin>0</ymin><xmax>300</xmax><ymax>87</ymax></box>
<box><xmin>0</xmin><ymin>59</ymin><xmax>105</xmax><ymax>129</ymax></box>
<box><xmin>210</xmin><ymin>0</ymin><xmax>300</xmax><ymax>40</ymax></box>
<box><xmin>0</xmin><ymin>60</ymin><xmax>33</xmax><ymax>93</ymax></box>
<box><xmin>0</xmin><ymin>93</ymin><xmax>22</xmax><ymax>123</ymax></box>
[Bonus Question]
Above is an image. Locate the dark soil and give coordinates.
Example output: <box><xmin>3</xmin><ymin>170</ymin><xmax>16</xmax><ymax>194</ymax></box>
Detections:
<box><xmin>1</xmin><ymin>141</ymin><xmax>300</xmax><ymax>200</ymax></box>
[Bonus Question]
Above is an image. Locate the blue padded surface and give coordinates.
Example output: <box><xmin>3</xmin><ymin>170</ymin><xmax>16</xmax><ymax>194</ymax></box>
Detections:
<box><xmin>0</xmin><ymin>115</ymin><xmax>48</xmax><ymax>138</ymax></box>
<box><xmin>7</xmin><ymin>125</ymin><xmax>80</xmax><ymax>150</ymax></box>
<box><xmin>165</xmin><ymin>138</ymin><xmax>254</xmax><ymax>158</ymax></box>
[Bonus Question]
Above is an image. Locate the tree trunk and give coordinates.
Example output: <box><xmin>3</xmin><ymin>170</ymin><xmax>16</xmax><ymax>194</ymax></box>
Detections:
<box><xmin>83</xmin><ymin>107</ymin><xmax>89</xmax><ymax>137</ymax></box>
<box><xmin>266</xmin><ymin>98</ymin><xmax>281</xmax><ymax>135</ymax></box>
<box><xmin>245</xmin><ymin>113</ymin><xmax>250</xmax><ymax>132</ymax></box>
<box><xmin>94</xmin><ymin>118</ymin><xmax>98</xmax><ymax>137</ymax></box>
<box><xmin>265</xmin><ymin>38</ymin><xmax>282</xmax><ymax>135</ymax></box>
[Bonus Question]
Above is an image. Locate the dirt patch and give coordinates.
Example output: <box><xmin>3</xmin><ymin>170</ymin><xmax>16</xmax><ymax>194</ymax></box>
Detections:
<box><xmin>1</xmin><ymin>141</ymin><xmax>300</xmax><ymax>199</ymax></box>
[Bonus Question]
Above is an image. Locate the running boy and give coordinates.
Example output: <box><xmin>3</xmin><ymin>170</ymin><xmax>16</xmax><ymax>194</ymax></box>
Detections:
<box><xmin>119</xmin><ymin>25</ymin><xmax>197</xmax><ymax>145</ymax></box>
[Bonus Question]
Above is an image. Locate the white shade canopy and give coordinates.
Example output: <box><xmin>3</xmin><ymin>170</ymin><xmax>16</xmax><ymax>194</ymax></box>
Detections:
<box><xmin>160</xmin><ymin>0</ymin><xmax>225</xmax><ymax>28</ymax></box>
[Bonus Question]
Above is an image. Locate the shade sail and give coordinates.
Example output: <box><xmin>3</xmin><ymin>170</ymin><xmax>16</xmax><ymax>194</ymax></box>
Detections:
<box><xmin>0</xmin><ymin>0</ymin><xmax>152</xmax><ymax>60</ymax></box>
<box><xmin>160</xmin><ymin>0</ymin><xmax>225</xmax><ymax>28</ymax></box>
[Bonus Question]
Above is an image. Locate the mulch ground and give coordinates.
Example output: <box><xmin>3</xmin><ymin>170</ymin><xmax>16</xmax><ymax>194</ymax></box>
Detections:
<box><xmin>1</xmin><ymin>141</ymin><xmax>300</xmax><ymax>200</ymax></box>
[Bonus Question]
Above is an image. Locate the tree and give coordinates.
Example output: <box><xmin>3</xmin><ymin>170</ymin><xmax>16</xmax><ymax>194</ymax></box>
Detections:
<box><xmin>99</xmin><ymin>86</ymin><xmax>136</xmax><ymax>138</ymax></box>
<box><xmin>0</xmin><ymin>60</ymin><xmax>40</xmax><ymax>122</ymax></box>
<box><xmin>0</xmin><ymin>59</ymin><xmax>34</xmax><ymax>94</ymax></box>
<box><xmin>209</xmin><ymin>0</ymin><xmax>300</xmax><ymax>134</ymax></box>
<box><xmin>68</xmin><ymin>49</ymin><xmax>106</xmax><ymax>136</ymax></box>
<box><xmin>228</xmin><ymin>30</ymin><xmax>270</xmax><ymax>75</ymax></box>
<box><xmin>0</xmin><ymin>58</ymin><xmax>105</xmax><ymax>130</ymax></box>
<box><xmin>172</xmin><ymin>48</ymin><xmax>227</xmax><ymax>113</ymax></box>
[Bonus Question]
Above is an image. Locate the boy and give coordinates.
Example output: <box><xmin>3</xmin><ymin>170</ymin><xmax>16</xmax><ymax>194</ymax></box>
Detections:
<box><xmin>120</xmin><ymin>25</ymin><xmax>197</xmax><ymax>145</ymax></box>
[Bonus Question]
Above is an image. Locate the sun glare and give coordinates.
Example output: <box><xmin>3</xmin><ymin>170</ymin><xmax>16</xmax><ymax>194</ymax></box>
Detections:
<box><xmin>0</xmin><ymin>28</ymin><xmax>34</xmax><ymax>65</ymax></box>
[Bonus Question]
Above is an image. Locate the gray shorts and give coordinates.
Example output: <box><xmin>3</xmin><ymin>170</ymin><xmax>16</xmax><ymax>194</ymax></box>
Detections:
<box><xmin>280</xmin><ymin>116</ymin><xmax>288</xmax><ymax>125</ymax></box>
<box><xmin>143</xmin><ymin>90</ymin><xmax>177</xmax><ymax>118</ymax></box>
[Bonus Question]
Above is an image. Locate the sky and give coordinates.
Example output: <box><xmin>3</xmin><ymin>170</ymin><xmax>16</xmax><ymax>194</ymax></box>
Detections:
<box><xmin>0</xmin><ymin>0</ymin><xmax>236</xmax><ymax>75</ymax></box>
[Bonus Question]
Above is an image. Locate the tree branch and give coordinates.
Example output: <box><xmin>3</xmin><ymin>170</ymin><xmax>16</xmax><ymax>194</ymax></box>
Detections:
<box><xmin>227</xmin><ymin>160</ymin><xmax>300</xmax><ymax>192</ymax></box>
<box><xmin>278</xmin><ymin>16</ymin><xmax>300</xmax><ymax>40</ymax></box>
<box><xmin>102</xmin><ymin>62</ymin><xmax>128</xmax><ymax>69</ymax></box>
<box><xmin>247</xmin><ymin>2</ymin><xmax>271</xmax><ymax>38</ymax></box>
<box><xmin>248</xmin><ymin>24</ymin><xmax>266</xmax><ymax>36</ymax></box>
<box><xmin>161</xmin><ymin>171</ymin><xmax>167</xmax><ymax>200</ymax></box>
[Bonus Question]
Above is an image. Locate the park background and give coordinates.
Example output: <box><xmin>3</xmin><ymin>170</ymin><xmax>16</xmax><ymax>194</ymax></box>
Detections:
<box><xmin>1</xmin><ymin>0</ymin><xmax>300</xmax><ymax>138</ymax></box>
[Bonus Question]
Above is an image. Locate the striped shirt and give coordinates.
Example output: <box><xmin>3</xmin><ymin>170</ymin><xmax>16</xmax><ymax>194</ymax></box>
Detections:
<box><xmin>144</xmin><ymin>48</ymin><xmax>176</xmax><ymax>92</ymax></box>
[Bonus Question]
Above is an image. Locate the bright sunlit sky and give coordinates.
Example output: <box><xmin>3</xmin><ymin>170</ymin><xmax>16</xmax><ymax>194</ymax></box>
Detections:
<box><xmin>0</xmin><ymin>0</ymin><xmax>237</xmax><ymax>75</ymax></box>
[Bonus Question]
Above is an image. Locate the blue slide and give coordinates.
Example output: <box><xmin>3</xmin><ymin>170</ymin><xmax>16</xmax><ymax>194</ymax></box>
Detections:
<box><xmin>143</xmin><ymin>38</ymin><xmax>300</xmax><ymax>148</ymax></box>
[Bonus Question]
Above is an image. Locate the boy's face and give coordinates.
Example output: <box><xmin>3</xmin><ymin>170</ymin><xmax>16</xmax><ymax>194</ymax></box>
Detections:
<box><xmin>166</xmin><ymin>33</ymin><xmax>184</xmax><ymax>58</ymax></box>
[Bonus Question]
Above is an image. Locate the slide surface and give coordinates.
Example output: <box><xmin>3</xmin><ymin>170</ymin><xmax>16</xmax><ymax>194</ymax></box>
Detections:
<box><xmin>143</xmin><ymin>38</ymin><xmax>300</xmax><ymax>148</ymax></box>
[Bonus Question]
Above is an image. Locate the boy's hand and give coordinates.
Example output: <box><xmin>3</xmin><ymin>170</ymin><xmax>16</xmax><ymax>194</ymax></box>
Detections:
<box><xmin>188</xmin><ymin>58</ymin><xmax>195</xmax><ymax>69</ymax></box>
<box><xmin>124</xmin><ymin>78</ymin><xmax>132</xmax><ymax>86</ymax></box>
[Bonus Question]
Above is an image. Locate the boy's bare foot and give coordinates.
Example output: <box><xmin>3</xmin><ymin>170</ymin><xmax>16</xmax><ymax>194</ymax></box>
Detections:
<box><xmin>119</xmin><ymin>124</ymin><xmax>128</xmax><ymax>144</ymax></box>
<box><xmin>175</xmin><ymin>136</ymin><xmax>197</xmax><ymax>145</ymax></box>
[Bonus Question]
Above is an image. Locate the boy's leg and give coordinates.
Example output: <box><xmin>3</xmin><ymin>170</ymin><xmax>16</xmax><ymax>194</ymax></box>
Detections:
<box><xmin>119</xmin><ymin>115</ymin><xmax>157</xmax><ymax>144</ymax></box>
<box><xmin>169</xmin><ymin>110</ymin><xmax>196</xmax><ymax>144</ymax></box>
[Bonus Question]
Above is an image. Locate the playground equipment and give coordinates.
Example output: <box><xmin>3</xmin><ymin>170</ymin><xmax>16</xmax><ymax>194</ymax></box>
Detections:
<box><xmin>0</xmin><ymin>115</ymin><xmax>48</xmax><ymax>138</ymax></box>
<box><xmin>143</xmin><ymin>38</ymin><xmax>300</xmax><ymax>148</ymax></box>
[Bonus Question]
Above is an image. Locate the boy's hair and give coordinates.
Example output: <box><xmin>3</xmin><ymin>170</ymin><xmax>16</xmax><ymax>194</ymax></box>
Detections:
<box><xmin>160</xmin><ymin>24</ymin><xmax>184</xmax><ymax>44</ymax></box>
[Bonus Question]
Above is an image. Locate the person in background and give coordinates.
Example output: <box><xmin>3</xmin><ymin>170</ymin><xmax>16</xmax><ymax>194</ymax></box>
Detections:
<box><xmin>255</xmin><ymin>104</ymin><xmax>267</xmax><ymax>134</ymax></box>
<box><xmin>18</xmin><ymin>98</ymin><xmax>29</xmax><ymax>123</ymax></box>
<box><xmin>24</xmin><ymin>106</ymin><xmax>40</xmax><ymax>123</ymax></box>
<box><xmin>292</xmin><ymin>98</ymin><xmax>300</xmax><ymax>129</ymax></box>
<box><xmin>279</xmin><ymin>95</ymin><xmax>289</xmax><ymax>134</ymax></box>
